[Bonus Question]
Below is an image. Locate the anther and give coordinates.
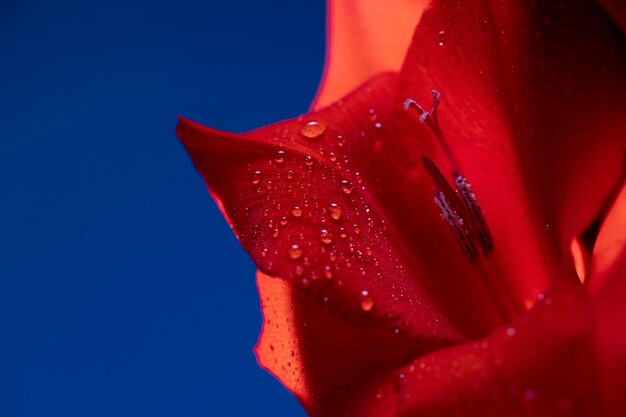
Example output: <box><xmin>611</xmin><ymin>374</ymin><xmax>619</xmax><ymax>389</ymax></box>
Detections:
<box><xmin>454</xmin><ymin>173</ymin><xmax>494</xmax><ymax>255</ymax></box>
<box><xmin>434</xmin><ymin>190</ymin><xmax>479</xmax><ymax>260</ymax></box>
<box><xmin>424</xmin><ymin>157</ymin><xmax>479</xmax><ymax>261</ymax></box>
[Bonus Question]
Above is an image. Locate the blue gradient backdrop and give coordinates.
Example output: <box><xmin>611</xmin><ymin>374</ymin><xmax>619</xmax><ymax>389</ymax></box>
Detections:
<box><xmin>0</xmin><ymin>1</ymin><xmax>324</xmax><ymax>415</ymax></box>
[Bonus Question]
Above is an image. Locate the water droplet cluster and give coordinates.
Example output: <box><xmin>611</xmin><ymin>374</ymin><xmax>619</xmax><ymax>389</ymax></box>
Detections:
<box><xmin>232</xmin><ymin>109</ymin><xmax>447</xmax><ymax>333</ymax></box>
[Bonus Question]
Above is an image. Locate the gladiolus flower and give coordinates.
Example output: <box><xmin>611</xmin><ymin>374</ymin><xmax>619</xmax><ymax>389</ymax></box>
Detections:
<box><xmin>177</xmin><ymin>0</ymin><xmax>626</xmax><ymax>415</ymax></box>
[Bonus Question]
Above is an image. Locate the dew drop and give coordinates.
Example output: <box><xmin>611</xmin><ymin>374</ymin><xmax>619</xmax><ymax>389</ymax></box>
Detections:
<box><xmin>279</xmin><ymin>216</ymin><xmax>288</xmax><ymax>226</ymax></box>
<box><xmin>329</xmin><ymin>152</ymin><xmax>337</xmax><ymax>162</ymax></box>
<box><xmin>329</xmin><ymin>203</ymin><xmax>342</xmax><ymax>220</ymax></box>
<box><xmin>319</xmin><ymin>229</ymin><xmax>333</xmax><ymax>245</ymax></box>
<box><xmin>275</xmin><ymin>150</ymin><xmax>286</xmax><ymax>163</ymax></box>
<box><xmin>375</xmin><ymin>389</ymin><xmax>383</xmax><ymax>400</ymax></box>
<box><xmin>438</xmin><ymin>30</ymin><xmax>446</xmax><ymax>46</ymax></box>
<box><xmin>340</xmin><ymin>180</ymin><xmax>354</xmax><ymax>195</ymax></box>
<box><xmin>287</xmin><ymin>170</ymin><xmax>294</xmax><ymax>180</ymax></box>
<box><xmin>335</xmin><ymin>134</ymin><xmax>345</xmax><ymax>147</ymax></box>
<box><xmin>359</xmin><ymin>290</ymin><xmax>374</xmax><ymax>312</ymax></box>
<box><xmin>251</xmin><ymin>170</ymin><xmax>262</xmax><ymax>185</ymax></box>
<box><xmin>295</xmin><ymin>264</ymin><xmax>304</xmax><ymax>276</ymax></box>
<box><xmin>288</xmin><ymin>244</ymin><xmax>303</xmax><ymax>260</ymax></box>
<box><xmin>272</xmin><ymin>229</ymin><xmax>279</xmax><ymax>238</ymax></box>
<box><xmin>324</xmin><ymin>266</ymin><xmax>333</xmax><ymax>279</ymax></box>
<box><xmin>522</xmin><ymin>389</ymin><xmax>536</xmax><ymax>403</ymax></box>
<box><xmin>353</xmin><ymin>224</ymin><xmax>361</xmax><ymax>235</ymax></box>
<box><xmin>304</xmin><ymin>155</ymin><xmax>314</xmax><ymax>167</ymax></box>
<box><xmin>339</xmin><ymin>227</ymin><xmax>347</xmax><ymax>239</ymax></box>
<box><xmin>291</xmin><ymin>206</ymin><xmax>303</xmax><ymax>218</ymax></box>
<box><xmin>300</xmin><ymin>120</ymin><xmax>326</xmax><ymax>139</ymax></box>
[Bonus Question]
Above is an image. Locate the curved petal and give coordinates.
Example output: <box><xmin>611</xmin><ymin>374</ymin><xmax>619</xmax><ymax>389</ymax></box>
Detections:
<box><xmin>590</xmin><ymin>180</ymin><xmax>626</xmax><ymax>291</ymax></box>
<box><xmin>591</xmin><ymin>234</ymin><xmax>626</xmax><ymax>415</ymax></box>
<box><xmin>255</xmin><ymin>271</ymin><xmax>409</xmax><ymax>416</ymax></box>
<box><xmin>177</xmin><ymin>74</ymin><xmax>470</xmax><ymax>345</ymax></box>
<box><xmin>394</xmin><ymin>283</ymin><xmax>601</xmax><ymax>416</ymax></box>
<box><xmin>395</xmin><ymin>0</ymin><xmax>626</xmax><ymax>305</ymax></box>
<box><xmin>311</xmin><ymin>0</ymin><xmax>430</xmax><ymax>110</ymax></box>
<box><xmin>597</xmin><ymin>0</ymin><xmax>626</xmax><ymax>34</ymax></box>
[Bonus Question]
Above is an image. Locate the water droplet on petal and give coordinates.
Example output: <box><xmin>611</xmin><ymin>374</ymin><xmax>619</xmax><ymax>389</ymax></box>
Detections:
<box><xmin>353</xmin><ymin>224</ymin><xmax>361</xmax><ymax>235</ymax></box>
<box><xmin>279</xmin><ymin>216</ymin><xmax>288</xmax><ymax>226</ymax></box>
<box><xmin>375</xmin><ymin>389</ymin><xmax>383</xmax><ymax>400</ymax></box>
<box><xmin>300</xmin><ymin>120</ymin><xmax>326</xmax><ymax>139</ymax></box>
<box><xmin>304</xmin><ymin>155</ymin><xmax>314</xmax><ymax>167</ymax></box>
<box><xmin>329</xmin><ymin>152</ymin><xmax>337</xmax><ymax>162</ymax></box>
<box><xmin>319</xmin><ymin>229</ymin><xmax>333</xmax><ymax>245</ymax></box>
<box><xmin>329</xmin><ymin>203</ymin><xmax>342</xmax><ymax>220</ymax></box>
<box><xmin>339</xmin><ymin>227</ymin><xmax>347</xmax><ymax>238</ymax></box>
<box><xmin>340</xmin><ymin>180</ymin><xmax>353</xmax><ymax>195</ymax></box>
<box><xmin>335</xmin><ymin>134</ymin><xmax>344</xmax><ymax>147</ymax></box>
<box><xmin>288</xmin><ymin>244</ymin><xmax>303</xmax><ymax>260</ymax></box>
<box><xmin>291</xmin><ymin>206</ymin><xmax>303</xmax><ymax>218</ymax></box>
<box><xmin>251</xmin><ymin>170</ymin><xmax>262</xmax><ymax>185</ymax></box>
<box><xmin>324</xmin><ymin>266</ymin><xmax>333</xmax><ymax>279</ymax></box>
<box><xmin>505</xmin><ymin>327</ymin><xmax>517</xmax><ymax>337</ymax></box>
<box><xmin>359</xmin><ymin>290</ymin><xmax>374</xmax><ymax>312</ymax></box>
<box><xmin>287</xmin><ymin>170</ymin><xmax>294</xmax><ymax>180</ymax></box>
<box><xmin>438</xmin><ymin>30</ymin><xmax>446</xmax><ymax>46</ymax></box>
<box><xmin>275</xmin><ymin>150</ymin><xmax>286</xmax><ymax>163</ymax></box>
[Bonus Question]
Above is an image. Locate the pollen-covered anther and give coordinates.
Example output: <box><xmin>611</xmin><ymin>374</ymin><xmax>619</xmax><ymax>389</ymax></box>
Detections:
<box><xmin>434</xmin><ymin>190</ymin><xmax>479</xmax><ymax>260</ymax></box>
<box><xmin>454</xmin><ymin>172</ymin><xmax>494</xmax><ymax>255</ymax></box>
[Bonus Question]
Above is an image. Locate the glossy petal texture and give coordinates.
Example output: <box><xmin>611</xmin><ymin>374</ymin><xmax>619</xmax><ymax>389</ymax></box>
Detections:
<box><xmin>394</xmin><ymin>282</ymin><xmax>600</xmax><ymax>417</ymax></box>
<box><xmin>256</xmin><ymin>271</ymin><xmax>412</xmax><ymax>416</ymax></box>
<box><xmin>591</xmin><ymin>181</ymin><xmax>626</xmax><ymax>290</ymax></box>
<box><xmin>592</xmin><ymin>228</ymin><xmax>626</xmax><ymax>416</ymax></box>
<box><xmin>395</xmin><ymin>0</ymin><xmax>626</xmax><ymax>305</ymax></box>
<box><xmin>177</xmin><ymin>74</ymin><xmax>468</xmax><ymax>345</ymax></box>
<box><xmin>311</xmin><ymin>0</ymin><xmax>429</xmax><ymax>110</ymax></box>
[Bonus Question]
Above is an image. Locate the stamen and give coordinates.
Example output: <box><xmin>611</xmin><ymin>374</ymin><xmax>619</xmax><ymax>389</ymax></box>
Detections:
<box><xmin>407</xmin><ymin>91</ymin><xmax>521</xmax><ymax>320</ymax></box>
<box><xmin>423</xmin><ymin>157</ymin><xmax>478</xmax><ymax>261</ymax></box>
<box><xmin>434</xmin><ymin>190</ymin><xmax>479</xmax><ymax>260</ymax></box>
<box><xmin>454</xmin><ymin>173</ymin><xmax>494</xmax><ymax>255</ymax></box>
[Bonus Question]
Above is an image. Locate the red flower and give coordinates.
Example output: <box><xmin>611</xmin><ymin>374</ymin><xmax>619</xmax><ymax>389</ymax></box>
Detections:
<box><xmin>177</xmin><ymin>0</ymin><xmax>626</xmax><ymax>415</ymax></box>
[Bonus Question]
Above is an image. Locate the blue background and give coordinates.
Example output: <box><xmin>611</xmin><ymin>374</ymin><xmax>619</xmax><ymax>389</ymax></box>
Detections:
<box><xmin>0</xmin><ymin>1</ymin><xmax>324</xmax><ymax>415</ymax></box>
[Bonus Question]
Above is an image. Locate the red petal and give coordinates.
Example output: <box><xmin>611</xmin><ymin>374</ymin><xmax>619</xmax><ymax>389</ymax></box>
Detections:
<box><xmin>591</xmin><ymin>181</ymin><xmax>626</xmax><ymax>291</ymax></box>
<box><xmin>597</xmin><ymin>0</ymin><xmax>626</xmax><ymax>34</ymax></box>
<box><xmin>311</xmin><ymin>0</ymin><xmax>429</xmax><ymax>110</ymax></box>
<box><xmin>177</xmin><ymin>74</ymin><xmax>468</xmax><ymax>345</ymax></box>
<box><xmin>589</xmin><ymin>180</ymin><xmax>626</xmax><ymax>414</ymax></box>
<box><xmin>395</xmin><ymin>282</ymin><xmax>601</xmax><ymax>416</ymax></box>
<box><xmin>255</xmin><ymin>271</ymin><xmax>408</xmax><ymax>416</ymax></box>
<box><xmin>591</xmin><ymin>233</ymin><xmax>626</xmax><ymax>415</ymax></box>
<box><xmin>395</xmin><ymin>0</ymin><xmax>626</xmax><ymax>303</ymax></box>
